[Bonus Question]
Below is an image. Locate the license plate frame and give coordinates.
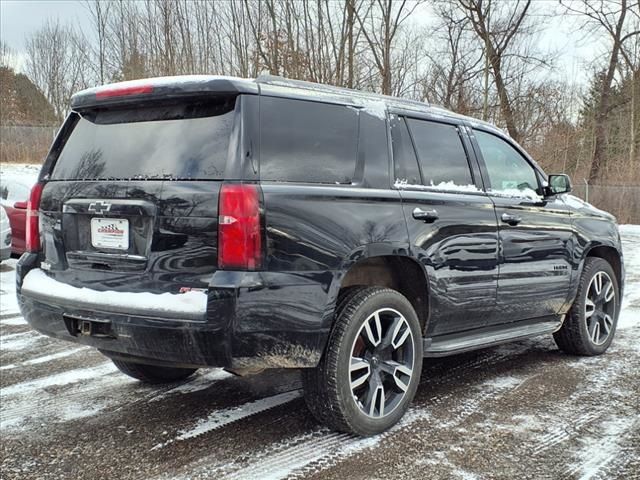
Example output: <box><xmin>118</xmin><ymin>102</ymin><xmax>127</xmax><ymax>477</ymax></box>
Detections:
<box><xmin>90</xmin><ymin>218</ymin><xmax>129</xmax><ymax>250</ymax></box>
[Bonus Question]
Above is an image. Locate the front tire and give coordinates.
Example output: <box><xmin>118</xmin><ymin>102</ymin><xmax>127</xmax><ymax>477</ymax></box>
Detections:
<box><xmin>554</xmin><ymin>257</ymin><xmax>620</xmax><ymax>356</ymax></box>
<box><xmin>111</xmin><ymin>359</ymin><xmax>197</xmax><ymax>384</ymax></box>
<box><xmin>304</xmin><ymin>287</ymin><xmax>423</xmax><ymax>436</ymax></box>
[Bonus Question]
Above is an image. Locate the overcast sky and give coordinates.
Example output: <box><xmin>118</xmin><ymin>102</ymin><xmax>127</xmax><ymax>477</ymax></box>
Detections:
<box><xmin>1</xmin><ymin>0</ymin><xmax>603</xmax><ymax>87</ymax></box>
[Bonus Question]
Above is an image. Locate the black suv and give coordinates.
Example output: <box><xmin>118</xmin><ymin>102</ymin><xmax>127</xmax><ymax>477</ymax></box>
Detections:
<box><xmin>17</xmin><ymin>75</ymin><xmax>624</xmax><ymax>436</ymax></box>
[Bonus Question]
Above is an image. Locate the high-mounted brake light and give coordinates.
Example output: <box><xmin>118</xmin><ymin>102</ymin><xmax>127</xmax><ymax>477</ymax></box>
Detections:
<box><xmin>25</xmin><ymin>182</ymin><xmax>44</xmax><ymax>252</ymax></box>
<box><xmin>218</xmin><ymin>184</ymin><xmax>263</xmax><ymax>270</ymax></box>
<box><xmin>96</xmin><ymin>84</ymin><xmax>154</xmax><ymax>99</ymax></box>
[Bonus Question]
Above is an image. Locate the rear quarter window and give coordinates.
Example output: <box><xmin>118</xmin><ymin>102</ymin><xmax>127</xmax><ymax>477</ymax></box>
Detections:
<box><xmin>259</xmin><ymin>97</ymin><xmax>358</xmax><ymax>184</ymax></box>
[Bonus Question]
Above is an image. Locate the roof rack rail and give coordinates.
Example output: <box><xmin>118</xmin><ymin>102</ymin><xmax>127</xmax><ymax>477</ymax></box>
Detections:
<box><xmin>256</xmin><ymin>74</ymin><xmax>431</xmax><ymax>110</ymax></box>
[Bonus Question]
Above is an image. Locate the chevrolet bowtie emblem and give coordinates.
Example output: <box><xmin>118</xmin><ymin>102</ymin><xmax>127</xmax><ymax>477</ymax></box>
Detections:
<box><xmin>88</xmin><ymin>201</ymin><xmax>112</xmax><ymax>214</ymax></box>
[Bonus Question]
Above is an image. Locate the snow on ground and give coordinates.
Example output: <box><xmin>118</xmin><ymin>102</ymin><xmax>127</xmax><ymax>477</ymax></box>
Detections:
<box><xmin>0</xmin><ymin>227</ymin><xmax>639</xmax><ymax>480</ymax></box>
<box><xmin>0</xmin><ymin>163</ymin><xmax>40</xmax><ymax>183</ymax></box>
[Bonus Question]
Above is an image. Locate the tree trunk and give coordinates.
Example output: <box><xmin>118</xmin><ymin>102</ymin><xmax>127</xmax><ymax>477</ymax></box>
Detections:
<box><xmin>489</xmin><ymin>53</ymin><xmax>519</xmax><ymax>142</ymax></box>
<box><xmin>631</xmin><ymin>68</ymin><xmax>639</xmax><ymax>163</ymax></box>
<box><xmin>589</xmin><ymin>47</ymin><xmax>620</xmax><ymax>182</ymax></box>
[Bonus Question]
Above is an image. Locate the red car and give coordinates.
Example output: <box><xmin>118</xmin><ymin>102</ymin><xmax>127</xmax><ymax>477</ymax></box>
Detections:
<box><xmin>1</xmin><ymin>176</ymin><xmax>32</xmax><ymax>256</ymax></box>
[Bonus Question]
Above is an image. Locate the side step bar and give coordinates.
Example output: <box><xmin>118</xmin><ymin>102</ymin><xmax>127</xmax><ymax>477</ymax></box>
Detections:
<box><xmin>423</xmin><ymin>317</ymin><xmax>563</xmax><ymax>357</ymax></box>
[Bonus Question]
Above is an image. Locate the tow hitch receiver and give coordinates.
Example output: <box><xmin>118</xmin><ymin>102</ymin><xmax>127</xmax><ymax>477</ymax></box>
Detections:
<box><xmin>63</xmin><ymin>314</ymin><xmax>114</xmax><ymax>338</ymax></box>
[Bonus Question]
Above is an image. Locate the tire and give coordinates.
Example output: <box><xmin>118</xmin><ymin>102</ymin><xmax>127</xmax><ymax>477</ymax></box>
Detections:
<box><xmin>304</xmin><ymin>287</ymin><xmax>423</xmax><ymax>436</ymax></box>
<box><xmin>110</xmin><ymin>359</ymin><xmax>197</xmax><ymax>384</ymax></box>
<box><xmin>554</xmin><ymin>257</ymin><xmax>620</xmax><ymax>356</ymax></box>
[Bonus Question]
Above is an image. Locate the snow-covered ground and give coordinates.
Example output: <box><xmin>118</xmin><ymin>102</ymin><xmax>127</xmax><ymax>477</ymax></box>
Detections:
<box><xmin>1</xmin><ymin>220</ymin><xmax>639</xmax><ymax>478</ymax></box>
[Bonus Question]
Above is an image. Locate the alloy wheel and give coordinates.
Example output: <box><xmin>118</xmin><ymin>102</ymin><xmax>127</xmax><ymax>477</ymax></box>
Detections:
<box><xmin>349</xmin><ymin>308</ymin><xmax>416</xmax><ymax>418</ymax></box>
<box><xmin>585</xmin><ymin>271</ymin><xmax>616</xmax><ymax>346</ymax></box>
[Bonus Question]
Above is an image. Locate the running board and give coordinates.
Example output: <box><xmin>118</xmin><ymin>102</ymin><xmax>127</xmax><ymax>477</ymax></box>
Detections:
<box><xmin>423</xmin><ymin>317</ymin><xmax>563</xmax><ymax>357</ymax></box>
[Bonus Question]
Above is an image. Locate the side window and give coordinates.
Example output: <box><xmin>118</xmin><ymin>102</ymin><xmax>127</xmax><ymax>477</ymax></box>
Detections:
<box><xmin>474</xmin><ymin>130</ymin><xmax>540</xmax><ymax>198</ymax></box>
<box><xmin>260</xmin><ymin>97</ymin><xmax>358</xmax><ymax>184</ymax></box>
<box><xmin>391</xmin><ymin>115</ymin><xmax>421</xmax><ymax>185</ymax></box>
<box><xmin>406</xmin><ymin>119</ymin><xmax>474</xmax><ymax>187</ymax></box>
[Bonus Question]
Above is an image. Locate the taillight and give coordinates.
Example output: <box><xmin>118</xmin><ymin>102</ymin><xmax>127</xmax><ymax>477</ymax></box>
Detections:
<box><xmin>26</xmin><ymin>182</ymin><xmax>44</xmax><ymax>252</ymax></box>
<box><xmin>95</xmin><ymin>84</ymin><xmax>153</xmax><ymax>99</ymax></box>
<box><xmin>218</xmin><ymin>184</ymin><xmax>263</xmax><ymax>270</ymax></box>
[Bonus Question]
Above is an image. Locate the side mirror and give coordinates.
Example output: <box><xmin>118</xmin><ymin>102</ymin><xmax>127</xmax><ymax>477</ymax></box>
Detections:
<box><xmin>546</xmin><ymin>174</ymin><xmax>572</xmax><ymax>196</ymax></box>
<box><xmin>14</xmin><ymin>200</ymin><xmax>28</xmax><ymax>209</ymax></box>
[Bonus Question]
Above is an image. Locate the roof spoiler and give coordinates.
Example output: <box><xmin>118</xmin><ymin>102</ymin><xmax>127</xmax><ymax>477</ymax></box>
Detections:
<box><xmin>71</xmin><ymin>75</ymin><xmax>259</xmax><ymax>110</ymax></box>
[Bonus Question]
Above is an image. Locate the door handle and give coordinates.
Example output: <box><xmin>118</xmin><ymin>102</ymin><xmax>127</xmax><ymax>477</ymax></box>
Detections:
<box><xmin>412</xmin><ymin>207</ymin><xmax>439</xmax><ymax>223</ymax></box>
<box><xmin>501</xmin><ymin>213</ymin><xmax>522</xmax><ymax>225</ymax></box>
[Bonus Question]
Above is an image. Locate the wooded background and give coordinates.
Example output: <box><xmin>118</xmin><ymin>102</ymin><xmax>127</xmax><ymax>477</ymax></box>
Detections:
<box><xmin>1</xmin><ymin>0</ymin><xmax>638</xmax><ymax>221</ymax></box>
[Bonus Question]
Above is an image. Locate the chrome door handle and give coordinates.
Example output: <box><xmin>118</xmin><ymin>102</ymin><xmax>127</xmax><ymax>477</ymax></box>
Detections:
<box><xmin>412</xmin><ymin>207</ymin><xmax>439</xmax><ymax>223</ymax></box>
<box><xmin>501</xmin><ymin>213</ymin><xmax>522</xmax><ymax>225</ymax></box>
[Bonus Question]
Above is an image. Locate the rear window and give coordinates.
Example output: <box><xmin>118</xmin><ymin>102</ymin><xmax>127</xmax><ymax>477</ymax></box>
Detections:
<box><xmin>51</xmin><ymin>100</ymin><xmax>236</xmax><ymax>180</ymax></box>
<box><xmin>259</xmin><ymin>97</ymin><xmax>358</xmax><ymax>184</ymax></box>
<box><xmin>406</xmin><ymin>119</ymin><xmax>473</xmax><ymax>187</ymax></box>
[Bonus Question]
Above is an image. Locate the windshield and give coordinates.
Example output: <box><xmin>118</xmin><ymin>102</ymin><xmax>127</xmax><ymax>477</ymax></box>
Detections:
<box><xmin>51</xmin><ymin>99</ymin><xmax>236</xmax><ymax>181</ymax></box>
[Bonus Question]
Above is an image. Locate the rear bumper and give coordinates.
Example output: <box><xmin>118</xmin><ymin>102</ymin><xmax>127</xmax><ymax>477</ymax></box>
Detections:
<box><xmin>17</xmin><ymin>254</ymin><xmax>331</xmax><ymax>369</ymax></box>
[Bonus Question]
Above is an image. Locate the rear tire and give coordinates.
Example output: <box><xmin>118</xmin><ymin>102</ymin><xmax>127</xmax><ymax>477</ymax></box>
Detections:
<box><xmin>111</xmin><ymin>359</ymin><xmax>197</xmax><ymax>384</ymax></box>
<box><xmin>304</xmin><ymin>287</ymin><xmax>423</xmax><ymax>436</ymax></box>
<box><xmin>554</xmin><ymin>257</ymin><xmax>620</xmax><ymax>356</ymax></box>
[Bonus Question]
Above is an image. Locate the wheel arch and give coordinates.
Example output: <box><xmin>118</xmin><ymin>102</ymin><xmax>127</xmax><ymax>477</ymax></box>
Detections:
<box><xmin>331</xmin><ymin>253</ymin><xmax>430</xmax><ymax>334</ymax></box>
<box><xmin>584</xmin><ymin>244</ymin><xmax>623</xmax><ymax>290</ymax></box>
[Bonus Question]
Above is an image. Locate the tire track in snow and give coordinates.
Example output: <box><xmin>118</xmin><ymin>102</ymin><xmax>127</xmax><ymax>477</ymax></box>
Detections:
<box><xmin>530</xmin><ymin>330</ymin><xmax>639</xmax><ymax>457</ymax></box>
<box><xmin>563</xmin><ymin>416</ymin><xmax>637</xmax><ymax>480</ymax></box>
<box><xmin>152</xmin><ymin>390</ymin><xmax>302</xmax><ymax>450</ymax></box>
<box><xmin>0</xmin><ymin>365</ymin><xmax>230</xmax><ymax>431</ymax></box>
<box><xmin>163</xmin><ymin>350</ymin><xmax>526</xmax><ymax>480</ymax></box>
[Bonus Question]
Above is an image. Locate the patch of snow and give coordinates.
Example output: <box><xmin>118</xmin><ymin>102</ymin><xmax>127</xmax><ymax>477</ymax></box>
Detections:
<box><xmin>488</xmin><ymin>187</ymin><xmax>542</xmax><ymax>201</ymax></box>
<box><xmin>481</xmin><ymin>375</ymin><xmax>522</xmax><ymax>390</ymax></box>
<box><xmin>0</xmin><ymin>361</ymin><xmax>135</xmax><ymax>431</ymax></box>
<box><xmin>618</xmin><ymin>224</ymin><xmax>640</xmax><ymax>235</ymax></box>
<box><xmin>0</xmin><ymin>316</ymin><xmax>27</xmax><ymax>326</ymax></box>
<box><xmin>566</xmin><ymin>415</ymin><xmax>635</xmax><ymax>480</ymax></box>
<box><xmin>0</xmin><ymin>163</ymin><xmax>41</xmax><ymax>181</ymax></box>
<box><xmin>0</xmin><ymin>331</ymin><xmax>45</xmax><ymax>351</ymax></box>
<box><xmin>75</xmin><ymin>75</ymin><xmax>254</xmax><ymax>98</ymax></box>
<box><xmin>0</xmin><ymin>259</ymin><xmax>20</xmax><ymax>316</ymax></box>
<box><xmin>178</xmin><ymin>390</ymin><xmax>301</xmax><ymax>441</ymax></box>
<box><xmin>355</xmin><ymin>99</ymin><xmax>387</xmax><ymax>120</ymax></box>
<box><xmin>0</xmin><ymin>361</ymin><xmax>117</xmax><ymax>397</ymax></box>
<box><xmin>0</xmin><ymin>346</ymin><xmax>87</xmax><ymax>371</ymax></box>
<box><xmin>395</xmin><ymin>179</ymin><xmax>481</xmax><ymax>193</ymax></box>
<box><xmin>149</xmin><ymin>369</ymin><xmax>232</xmax><ymax>402</ymax></box>
<box><xmin>154</xmin><ymin>390</ymin><xmax>302</xmax><ymax>450</ymax></box>
<box><xmin>21</xmin><ymin>269</ymin><xmax>207</xmax><ymax>318</ymax></box>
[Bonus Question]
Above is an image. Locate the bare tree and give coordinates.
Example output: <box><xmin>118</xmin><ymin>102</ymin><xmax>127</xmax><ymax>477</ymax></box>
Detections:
<box><xmin>354</xmin><ymin>0</ymin><xmax>422</xmax><ymax>95</ymax></box>
<box><xmin>421</xmin><ymin>2</ymin><xmax>484</xmax><ymax>114</ymax></box>
<box><xmin>25</xmin><ymin>20</ymin><xmax>91</xmax><ymax>120</ymax></box>
<box><xmin>85</xmin><ymin>0</ymin><xmax>112</xmax><ymax>84</ymax></box>
<box><xmin>456</xmin><ymin>0</ymin><xmax>548</xmax><ymax>143</ymax></box>
<box><xmin>562</xmin><ymin>0</ymin><xmax>640</xmax><ymax>180</ymax></box>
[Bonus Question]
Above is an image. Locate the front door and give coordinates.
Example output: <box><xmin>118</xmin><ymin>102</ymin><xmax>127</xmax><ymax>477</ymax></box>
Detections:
<box><xmin>471</xmin><ymin>128</ymin><xmax>574</xmax><ymax>324</ymax></box>
<box><xmin>392</xmin><ymin>114</ymin><xmax>500</xmax><ymax>336</ymax></box>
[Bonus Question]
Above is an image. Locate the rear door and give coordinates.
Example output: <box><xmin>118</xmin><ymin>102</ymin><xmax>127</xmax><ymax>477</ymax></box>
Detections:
<box><xmin>393</xmin><ymin>114</ymin><xmax>500</xmax><ymax>336</ymax></box>
<box><xmin>39</xmin><ymin>96</ymin><xmax>242</xmax><ymax>294</ymax></box>
<box><xmin>470</xmin><ymin>128</ymin><xmax>573</xmax><ymax>324</ymax></box>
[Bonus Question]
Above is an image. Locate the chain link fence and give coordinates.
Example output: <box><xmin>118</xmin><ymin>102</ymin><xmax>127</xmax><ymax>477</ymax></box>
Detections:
<box><xmin>571</xmin><ymin>184</ymin><xmax>640</xmax><ymax>225</ymax></box>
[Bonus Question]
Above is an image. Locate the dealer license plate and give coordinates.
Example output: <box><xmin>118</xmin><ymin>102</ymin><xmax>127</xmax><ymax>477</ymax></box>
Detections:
<box><xmin>90</xmin><ymin>218</ymin><xmax>129</xmax><ymax>250</ymax></box>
